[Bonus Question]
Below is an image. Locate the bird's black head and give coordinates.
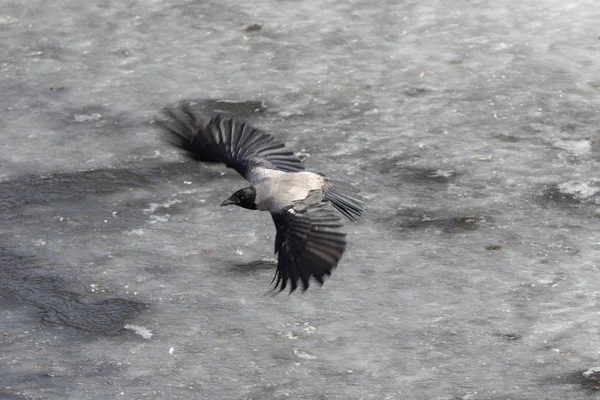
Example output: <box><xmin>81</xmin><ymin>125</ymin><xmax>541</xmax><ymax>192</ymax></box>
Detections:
<box><xmin>220</xmin><ymin>186</ymin><xmax>257</xmax><ymax>210</ymax></box>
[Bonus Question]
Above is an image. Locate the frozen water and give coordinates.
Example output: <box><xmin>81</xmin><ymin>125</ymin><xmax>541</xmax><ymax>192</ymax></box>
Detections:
<box><xmin>1</xmin><ymin>0</ymin><xmax>599</xmax><ymax>399</ymax></box>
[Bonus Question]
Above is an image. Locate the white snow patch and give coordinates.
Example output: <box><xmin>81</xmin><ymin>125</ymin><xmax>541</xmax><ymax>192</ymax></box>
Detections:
<box><xmin>124</xmin><ymin>324</ymin><xmax>153</xmax><ymax>339</ymax></box>
<box><xmin>149</xmin><ymin>215</ymin><xmax>170</xmax><ymax>224</ymax></box>
<box><xmin>301</xmin><ymin>322</ymin><xmax>316</xmax><ymax>333</ymax></box>
<box><xmin>583</xmin><ymin>367</ymin><xmax>600</xmax><ymax>380</ymax></box>
<box><xmin>143</xmin><ymin>198</ymin><xmax>181</xmax><ymax>214</ymax></box>
<box><xmin>294</xmin><ymin>349</ymin><xmax>317</xmax><ymax>360</ymax></box>
<box><xmin>552</xmin><ymin>139</ymin><xmax>591</xmax><ymax>156</ymax></box>
<box><xmin>295</xmin><ymin>149</ymin><xmax>311</xmax><ymax>161</ymax></box>
<box><xmin>125</xmin><ymin>229</ymin><xmax>145</xmax><ymax>236</ymax></box>
<box><xmin>0</xmin><ymin>15</ymin><xmax>20</xmax><ymax>24</ymax></box>
<box><xmin>557</xmin><ymin>179</ymin><xmax>599</xmax><ymax>200</ymax></box>
<box><xmin>284</xmin><ymin>332</ymin><xmax>298</xmax><ymax>340</ymax></box>
<box><xmin>427</xmin><ymin>170</ymin><xmax>455</xmax><ymax>179</ymax></box>
<box><xmin>74</xmin><ymin>113</ymin><xmax>103</xmax><ymax>122</ymax></box>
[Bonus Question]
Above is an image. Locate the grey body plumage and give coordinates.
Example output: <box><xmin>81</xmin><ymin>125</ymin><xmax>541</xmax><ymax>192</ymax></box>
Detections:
<box><xmin>158</xmin><ymin>103</ymin><xmax>364</xmax><ymax>292</ymax></box>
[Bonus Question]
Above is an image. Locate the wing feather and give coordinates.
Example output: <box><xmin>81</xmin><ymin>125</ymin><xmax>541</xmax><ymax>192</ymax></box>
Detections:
<box><xmin>157</xmin><ymin>103</ymin><xmax>304</xmax><ymax>183</ymax></box>
<box><xmin>270</xmin><ymin>190</ymin><xmax>347</xmax><ymax>292</ymax></box>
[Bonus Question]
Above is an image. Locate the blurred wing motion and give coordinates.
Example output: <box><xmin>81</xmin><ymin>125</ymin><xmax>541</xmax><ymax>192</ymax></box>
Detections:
<box><xmin>271</xmin><ymin>190</ymin><xmax>347</xmax><ymax>292</ymax></box>
<box><xmin>157</xmin><ymin>103</ymin><xmax>304</xmax><ymax>182</ymax></box>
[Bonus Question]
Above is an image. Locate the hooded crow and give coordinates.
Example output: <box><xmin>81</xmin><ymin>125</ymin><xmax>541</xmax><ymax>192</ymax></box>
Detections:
<box><xmin>158</xmin><ymin>104</ymin><xmax>364</xmax><ymax>292</ymax></box>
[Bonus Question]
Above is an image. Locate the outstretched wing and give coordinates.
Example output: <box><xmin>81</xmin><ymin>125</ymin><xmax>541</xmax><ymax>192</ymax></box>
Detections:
<box><xmin>270</xmin><ymin>190</ymin><xmax>347</xmax><ymax>292</ymax></box>
<box><xmin>157</xmin><ymin>103</ymin><xmax>304</xmax><ymax>183</ymax></box>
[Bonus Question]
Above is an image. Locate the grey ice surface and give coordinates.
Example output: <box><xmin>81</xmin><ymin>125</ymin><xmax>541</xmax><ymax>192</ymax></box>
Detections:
<box><xmin>1</xmin><ymin>1</ymin><xmax>599</xmax><ymax>399</ymax></box>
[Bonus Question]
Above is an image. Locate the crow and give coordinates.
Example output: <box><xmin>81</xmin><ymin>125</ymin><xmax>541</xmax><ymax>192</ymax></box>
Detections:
<box><xmin>157</xmin><ymin>104</ymin><xmax>364</xmax><ymax>292</ymax></box>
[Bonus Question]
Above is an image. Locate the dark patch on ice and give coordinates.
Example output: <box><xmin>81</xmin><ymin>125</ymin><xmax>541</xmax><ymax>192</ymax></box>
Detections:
<box><xmin>0</xmin><ymin>162</ymin><xmax>227</xmax><ymax>214</ymax></box>
<box><xmin>392</xmin><ymin>208</ymin><xmax>489</xmax><ymax>233</ymax></box>
<box><xmin>243</xmin><ymin>23</ymin><xmax>263</xmax><ymax>32</ymax></box>
<box><xmin>538</xmin><ymin>185</ymin><xmax>580</xmax><ymax>206</ymax></box>
<box><xmin>49</xmin><ymin>86</ymin><xmax>69</xmax><ymax>93</ymax></box>
<box><xmin>493</xmin><ymin>133</ymin><xmax>522</xmax><ymax>143</ymax></box>
<box><xmin>495</xmin><ymin>332</ymin><xmax>522</xmax><ymax>341</ymax></box>
<box><xmin>113</xmin><ymin>48</ymin><xmax>133</xmax><ymax>58</ymax></box>
<box><xmin>0</xmin><ymin>388</ymin><xmax>30</xmax><ymax>400</ymax></box>
<box><xmin>560</xmin><ymin>123</ymin><xmax>581</xmax><ymax>133</ymax></box>
<box><xmin>43</xmin><ymin>104</ymin><xmax>143</xmax><ymax>134</ymax></box>
<box><xmin>267</xmin><ymin>94</ymin><xmax>378</xmax><ymax>121</ymax></box>
<box><xmin>486</xmin><ymin>244</ymin><xmax>503</xmax><ymax>251</ymax></box>
<box><xmin>580</xmin><ymin>368</ymin><xmax>600</xmax><ymax>391</ymax></box>
<box><xmin>142</xmin><ymin>264</ymin><xmax>174</xmax><ymax>276</ymax></box>
<box><xmin>538</xmin><ymin>182</ymin><xmax>599</xmax><ymax>207</ymax></box>
<box><xmin>182</xmin><ymin>99</ymin><xmax>267</xmax><ymax>119</ymax></box>
<box><xmin>231</xmin><ymin>259</ymin><xmax>277</xmax><ymax>274</ymax></box>
<box><xmin>2</xmin><ymin>359</ymin><xmax>125</xmax><ymax>398</ymax></box>
<box><xmin>0</xmin><ymin>249</ymin><xmax>147</xmax><ymax>336</ymax></box>
<box><xmin>403</xmin><ymin>87</ymin><xmax>431</xmax><ymax>97</ymax></box>
<box><xmin>242</xmin><ymin>384</ymin><xmax>278</xmax><ymax>400</ymax></box>
<box><xmin>544</xmin><ymin>369</ymin><xmax>600</xmax><ymax>392</ymax></box>
<box><xmin>0</xmin><ymin>169</ymin><xmax>141</xmax><ymax>214</ymax></box>
<box><xmin>377</xmin><ymin>164</ymin><xmax>459</xmax><ymax>184</ymax></box>
<box><xmin>37</xmin><ymin>296</ymin><xmax>147</xmax><ymax>335</ymax></box>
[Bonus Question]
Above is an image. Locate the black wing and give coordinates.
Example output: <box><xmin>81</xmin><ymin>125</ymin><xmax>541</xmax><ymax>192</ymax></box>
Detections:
<box><xmin>157</xmin><ymin>103</ymin><xmax>304</xmax><ymax>182</ymax></box>
<box><xmin>271</xmin><ymin>191</ymin><xmax>347</xmax><ymax>292</ymax></box>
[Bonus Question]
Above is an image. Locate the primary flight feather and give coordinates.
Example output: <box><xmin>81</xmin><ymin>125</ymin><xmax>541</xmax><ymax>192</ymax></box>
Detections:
<box><xmin>158</xmin><ymin>103</ymin><xmax>364</xmax><ymax>292</ymax></box>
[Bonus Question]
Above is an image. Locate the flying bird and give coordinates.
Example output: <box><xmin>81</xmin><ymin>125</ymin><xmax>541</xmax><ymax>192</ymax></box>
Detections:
<box><xmin>157</xmin><ymin>104</ymin><xmax>364</xmax><ymax>292</ymax></box>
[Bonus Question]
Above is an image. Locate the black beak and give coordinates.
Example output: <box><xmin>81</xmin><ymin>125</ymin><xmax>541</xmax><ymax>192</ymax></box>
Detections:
<box><xmin>220</xmin><ymin>196</ymin><xmax>238</xmax><ymax>207</ymax></box>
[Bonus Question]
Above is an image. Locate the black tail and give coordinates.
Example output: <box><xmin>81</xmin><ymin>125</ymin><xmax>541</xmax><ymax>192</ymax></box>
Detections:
<box><xmin>324</xmin><ymin>179</ymin><xmax>364</xmax><ymax>221</ymax></box>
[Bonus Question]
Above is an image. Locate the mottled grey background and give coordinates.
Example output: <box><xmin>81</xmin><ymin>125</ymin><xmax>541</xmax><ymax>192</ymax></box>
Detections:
<box><xmin>1</xmin><ymin>1</ymin><xmax>599</xmax><ymax>399</ymax></box>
